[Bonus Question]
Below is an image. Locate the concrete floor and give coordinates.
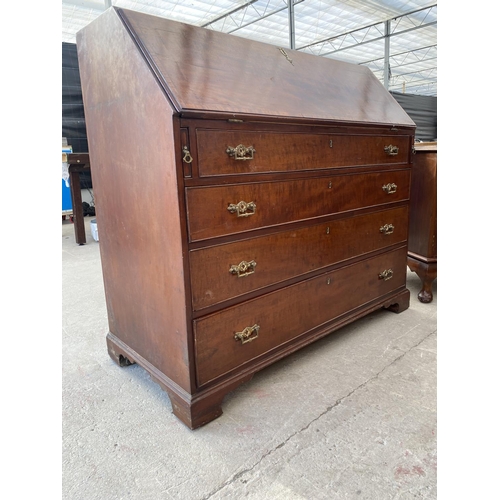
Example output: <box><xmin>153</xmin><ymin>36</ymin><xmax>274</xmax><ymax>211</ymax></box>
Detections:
<box><xmin>62</xmin><ymin>217</ymin><xmax>437</xmax><ymax>500</ymax></box>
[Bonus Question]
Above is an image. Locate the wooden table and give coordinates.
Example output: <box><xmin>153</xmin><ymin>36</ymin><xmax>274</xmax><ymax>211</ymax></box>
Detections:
<box><xmin>407</xmin><ymin>142</ymin><xmax>437</xmax><ymax>302</ymax></box>
<box><xmin>66</xmin><ymin>153</ymin><xmax>91</xmax><ymax>245</ymax></box>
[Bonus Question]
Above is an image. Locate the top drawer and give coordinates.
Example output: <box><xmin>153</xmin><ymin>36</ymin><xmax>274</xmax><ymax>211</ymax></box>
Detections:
<box><xmin>196</xmin><ymin>129</ymin><xmax>410</xmax><ymax>177</ymax></box>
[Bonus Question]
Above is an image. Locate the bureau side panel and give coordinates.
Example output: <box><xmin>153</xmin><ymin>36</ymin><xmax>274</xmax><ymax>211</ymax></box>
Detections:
<box><xmin>76</xmin><ymin>9</ymin><xmax>191</xmax><ymax>391</ymax></box>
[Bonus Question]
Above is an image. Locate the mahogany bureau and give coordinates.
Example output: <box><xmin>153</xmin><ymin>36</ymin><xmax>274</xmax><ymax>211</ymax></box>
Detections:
<box><xmin>76</xmin><ymin>7</ymin><xmax>416</xmax><ymax>429</ymax></box>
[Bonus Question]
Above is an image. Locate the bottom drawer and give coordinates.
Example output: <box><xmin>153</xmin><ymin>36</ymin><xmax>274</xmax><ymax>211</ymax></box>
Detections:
<box><xmin>194</xmin><ymin>247</ymin><xmax>407</xmax><ymax>386</ymax></box>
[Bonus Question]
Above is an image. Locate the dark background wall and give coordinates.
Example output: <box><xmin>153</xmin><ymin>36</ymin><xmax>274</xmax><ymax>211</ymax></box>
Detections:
<box><xmin>390</xmin><ymin>91</ymin><xmax>437</xmax><ymax>142</ymax></box>
<box><xmin>62</xmin><ymin>42</ymin><xmax>88</xmax><ymax>153</ymax></box>
<box><xmin>63</xmin><ymin>42</ymin><xmax>92</xmax><ymax>191</ymax></box>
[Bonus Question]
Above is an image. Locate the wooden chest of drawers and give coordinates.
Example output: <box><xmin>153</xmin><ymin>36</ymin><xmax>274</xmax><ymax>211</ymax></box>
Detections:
<box><xmin>77</xmin><ymin>7</ymin><xmax>416</xmax><ymax>429</ymax></box>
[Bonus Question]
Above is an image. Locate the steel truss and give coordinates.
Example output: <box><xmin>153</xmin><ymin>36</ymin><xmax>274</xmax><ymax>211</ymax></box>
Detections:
<box><xmin>203</xmin><ymin>0</ymin><xmax>304</xmax><ymax>34</ymax></box>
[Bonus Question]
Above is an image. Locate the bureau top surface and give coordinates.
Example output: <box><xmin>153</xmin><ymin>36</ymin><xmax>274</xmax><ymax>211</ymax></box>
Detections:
<box><xmin>85</xmin><ymin>7</ymin><xmax>415</xmax><ymax>127</ymax></box>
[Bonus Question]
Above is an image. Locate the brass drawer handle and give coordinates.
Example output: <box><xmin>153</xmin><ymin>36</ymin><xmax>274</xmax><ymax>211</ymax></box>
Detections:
<box><xmin>382</xmin><ymin>183</ymin><xmax>397</xmax><ymax>194</ymax></box>
<box><xmin>182</xmin><ymin>146</ymin><xmax>193</xmax><ymax>164</ymax></box>
<box><xmin>384</xmin><ymin>144</ymin><xmax>399</xmax><ymax>156</ymax></box>
<box><xmin>234</xmin><ymin>324</ymin><xmax>260</xmax><ymax>344</ymax></box>
<box><xmin>380</xmin><ymin>224</ymin><xmax>395</xmax><ymax>235</ymax></box>
<box><xmin>378</xmin><ymin>269</ymin><xmax>394</xmax><ymax>281</ymax></box>
<box><xmin>229</xmin><ymin>260</ymin><xmax>257</xmax><ymax>278</ymax></box>
<box><xmin>226</xmin><ymin>144</ymin><xmax>256</xmax><ymax>160</ymax></box>
<box><xmin>227</xmin><ymin>200</ymin><xmax>256</xmax><ymax>217</ymax></box>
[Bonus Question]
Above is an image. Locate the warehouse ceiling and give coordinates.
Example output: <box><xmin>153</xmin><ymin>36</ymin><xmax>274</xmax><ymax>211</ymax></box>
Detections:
<box><xmin>62</xmin><ymin>0</ymin><xmax>437</xmax><ymax>96</ymax></box>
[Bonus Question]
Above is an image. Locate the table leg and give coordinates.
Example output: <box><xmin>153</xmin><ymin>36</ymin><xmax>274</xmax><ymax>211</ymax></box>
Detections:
<box><xmin>69</xmin><ymin>169</ymin><xmax>86</xmax><ymax>245</ymax></box>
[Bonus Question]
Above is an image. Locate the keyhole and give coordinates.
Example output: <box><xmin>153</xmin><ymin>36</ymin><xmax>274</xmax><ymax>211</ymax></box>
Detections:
<box><xmin>327</xmin><ymin>278</ymin><xmax>331</xmax><ymax>285</ymax></box>
<box><xmin>328</xmin><ymin>181</ymin><xmax>332</xmax><ymax>189</ymax></box>
<box><xmin>326</xmin><ymin>227</ymin><xmax>330</xmax><ymax>235</ymax></box>
<box><xmin>329</xmin><ymin>139</ymin><xmax>333</xmax><ymax>148</ymax></box>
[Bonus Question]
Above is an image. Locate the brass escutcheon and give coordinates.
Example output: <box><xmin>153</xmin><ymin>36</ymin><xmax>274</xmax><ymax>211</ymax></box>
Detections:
<box><xmin>380</xmin><ymin>223</ymin><xmax>395</xmax><ymax>235</ymax></box>
<box><xmin>229</xmin><ymin>260</ymin><xmax>257</xmax><ymax>278</ymax></box>
<box><xmin>234</xmin><ymin>324</ymin><xmax>260</xmax><ymax>344</ymax></box>
<box><xmin>278</xmin><ymin>47</ymin><xmax>294</xmax><ymax>65</ymax></box>
<box><xmin>227</xmin><ymin>200</ymin><xmax>257</xmax><ymax>217</ymax></box>
<box><xmin>382</xmin><ymin>183</ymin><xmax>397</xmax><ymax>194</ymax></box>
<box><xmin>226</xmin><ymin>144</ymin><xmax>256</xmax><ymax>160</ymax></box>
<box><xmin>378</xmin><ymin>269</ymin><xmax>394</xmax><ymax>281</ymax></box>
<box><xmin>384</xmin><ymin>145</ymin><xmax>399</xmax><ymax>156</ymax></box>
<box><xmin>182</xmin><ymin>146</ymin><xmax>193</xmax><ymax>164</ymax></box>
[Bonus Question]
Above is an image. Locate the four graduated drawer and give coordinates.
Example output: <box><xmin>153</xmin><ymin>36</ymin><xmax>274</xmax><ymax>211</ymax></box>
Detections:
<box><xmin>196</xmin><ymin>130</ymin><xmax>410</xmax><ymax>176</ymax></box>
<box><xmin>186</xmin><ymin>170</ymin><xmax>410</xmax><ymax>241</ymax></box>
<box><xmin>190</xmin><ymin>206</ymin><xmax>409</xmax><ymax>311</ymax></box>
<box><xmin>194</xmin><ymin>246</ymin><xmax>408</xmax><ymax>386</ymax></box>
<box><xmin>189</xmin><ymin>124</ymin><xmax>412</xmax><ymax>388</ymax></box>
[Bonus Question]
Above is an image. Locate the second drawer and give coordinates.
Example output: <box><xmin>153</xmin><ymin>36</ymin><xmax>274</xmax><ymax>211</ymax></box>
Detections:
<box><xmin>190</xmin><ymin>206</ymin><xmax>409</xmax><ymax>311</ymax></box>
<box><xmin>186</xmin><ymin>170</ymin><xmax>410</xmax><ymax>242</ymax></box>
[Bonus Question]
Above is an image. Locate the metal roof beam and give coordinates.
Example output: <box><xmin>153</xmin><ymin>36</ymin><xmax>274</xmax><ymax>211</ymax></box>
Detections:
<box><xmin>225</xmin><ymin>0</ymin><xmax>304</xmax><ymax>34</ymax></box>
<box><xmin>398</xmin><ymin>78</ymin><xmax>437</xmax><ymax>87</ymax></box>
<box><xmin>384</xmin><ymin>20</ymin><xmax>390</xmax><ymax>89</ymax></box>
<box><xmin>367</xmin><ymin>57</ymin><xmax>436</xmax><ymax>77</ymax></box>
<box><xmin>391</xmin><ymin>67</ymin><xmax>437</xmax><ymax>78</ymax></box>
<box><xmin>202</xmin><ymin>0</ymin><xmax>305</xmax><ymax>35</ymax></box>
<box><xmin>288</xmin><ymin>0</ymin><xmax>296</xmax><ymax>50</ymax></box>
<box><xmin>297</xmin><ymin>3</ymin><xmax>437</xmax><ymax>52</ymax></box>
<box><xmin>394</xmin><ymin>57</ymin><xmax>436</xmax><ymax>70</ymax></box>
<box><xmin>319</xmin><ymin>20</ymin><xmax>436</xmax><ymax>58</ymax></box>
<box><xmin>361</xmin><ymin>44</ymin><xmax>437</xmax><ymax>64</ymax></box>
<box><xmin>227</xmin><ymin>6</ymin><xmax>284</xmax><ymax>33</ymax></box>
<box><xmin>201</xmin><ymin>1</ymin><xmax>258</xmax><ymax>28</ymax></box>
<box><xmin>396</xmin><ymin>84</ymin><xmax>436</xmax><ymax>95</ymax></box>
